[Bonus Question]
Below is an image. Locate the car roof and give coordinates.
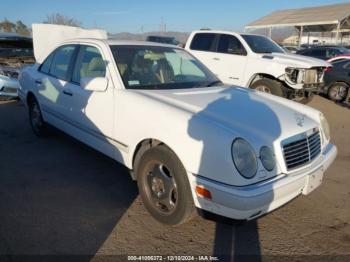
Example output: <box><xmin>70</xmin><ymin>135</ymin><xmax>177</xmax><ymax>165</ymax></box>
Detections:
<box><xmin>308</xmin><ymin>45</ymin><xmax>345</xmax><ymax>49</ymax></box>
<box><xmin>107</xmin><ymin>39</ymin><xmax>178</xmax><ymax>48</ymax></box>
<box><xmin>59</xmin><ymin>38</ymin><xmax>180</xmax><ymax>49</ymax></box>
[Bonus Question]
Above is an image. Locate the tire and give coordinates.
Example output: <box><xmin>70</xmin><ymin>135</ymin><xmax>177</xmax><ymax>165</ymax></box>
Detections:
<box><xmin>328</xmin><ymin>82</ymin><xmax>348</xmax><ymax>102</ymax></box>
<box><xmin>250</xmin><ymin>78</ymin><xmax>284</xmax><ymax>98</ymax></box>
<box><xmin>28</xmin><ymin>96</ymin><xmax>48</xmax><ymax>136</ymax></box>
<box><xmin>136</xmin><ymin>145</ymin><xmax>195</xmax><ymax>225</ymax></box>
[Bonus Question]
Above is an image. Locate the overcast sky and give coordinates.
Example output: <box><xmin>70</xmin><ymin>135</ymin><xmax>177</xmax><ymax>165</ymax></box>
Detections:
<box><xmin>3</xmin><ymin>0</ymin><xmax>349</xmax><ymax>33</ymax></box>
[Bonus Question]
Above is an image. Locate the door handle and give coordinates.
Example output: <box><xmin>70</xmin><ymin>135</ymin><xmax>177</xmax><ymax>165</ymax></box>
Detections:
<box><xmin>213</xmin><ymin>57</ymin><xmax>220</xmax><ymax>61</ymax></box>
<box><xmin>63</xmin><ymin>90</ymin><xmax>73</xmax><ymax>96</ymax></box>
<box><xmin>35</xmin><ymin>79</ymin><xmax>42</xmax><ymax>85</ymax></box>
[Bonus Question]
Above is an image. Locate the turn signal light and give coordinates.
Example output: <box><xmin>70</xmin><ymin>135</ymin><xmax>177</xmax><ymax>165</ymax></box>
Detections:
<box><xmin>195</xmin><ymin>186</ymin><xmax>212</xmax><ymax>200</ymax></box>
<box><xmin>325</xmin><ymin>67</ymin><xmax>332</xmax><ymax>73</ymax></box>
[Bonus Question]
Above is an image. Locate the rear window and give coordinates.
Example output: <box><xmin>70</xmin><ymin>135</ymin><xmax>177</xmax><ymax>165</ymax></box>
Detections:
<box><xmin>190</xmin><ymin>33</ymin><xmax>216</xmax><ymax>51</ymax></box>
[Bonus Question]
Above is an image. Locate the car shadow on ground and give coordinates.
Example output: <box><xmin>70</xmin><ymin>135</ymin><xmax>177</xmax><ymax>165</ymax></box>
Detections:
<box><xmin>0</xmin><ymin>101</ymin><xmax>137</xmax><ymax>259</ymax></box>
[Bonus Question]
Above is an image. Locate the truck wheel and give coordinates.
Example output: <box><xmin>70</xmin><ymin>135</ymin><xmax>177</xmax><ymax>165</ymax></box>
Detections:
<box><xmin>28</xmin><ymin>96</ymin><xmax>48</xmax><ymax>136</ymax></box>
<box><xmin>328</xmin><ymin>82</ymin><xmax>348</xmax><ymax>102</ymax></box>
<box><xmin>250</xmin><ymin>79</ymin><xmax>284</xmax><ymax>97</ymax></box>
<box><xmin>136</xmin><ymin>145</ymin><xmax>195</xmax><ymax>225</ymax></box>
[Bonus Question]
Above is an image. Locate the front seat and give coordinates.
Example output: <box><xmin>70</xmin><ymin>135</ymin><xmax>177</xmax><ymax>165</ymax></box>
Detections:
<box><xmin>87</xmin><ymin>57</ymin><xmax>106</xmax><ymax>78</ymax></box>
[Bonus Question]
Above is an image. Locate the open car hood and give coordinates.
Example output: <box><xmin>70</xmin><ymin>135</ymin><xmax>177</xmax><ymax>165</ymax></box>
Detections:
<box><xmin>32</xmin><ymin>24</ymin><xmax>107</xmax><ymax>63</ymax></box>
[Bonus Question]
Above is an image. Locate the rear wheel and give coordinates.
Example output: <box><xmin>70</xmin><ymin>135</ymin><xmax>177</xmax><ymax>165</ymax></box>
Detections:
<box><xmin>250</xmin><ymin>78</ymin><xmax>284</xmax><ymax>97</ymax></box>
<box><xmin>28</xmin><ymin>96</ymin><xmax>48</xmax><ymax>136</ymax></box>
<box><xmin>328</xmin><ymin>82</ymin><xmax>348</xmax><ymax>102</ymax></box>
<box><xmin>136</xmin><ymin>145</ymin><xmax>195</xmax><ymax>225</ymax></box>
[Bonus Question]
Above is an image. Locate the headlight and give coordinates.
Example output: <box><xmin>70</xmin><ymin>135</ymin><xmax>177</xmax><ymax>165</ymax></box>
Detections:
<box><xmin>320</xmin><ymin>113</ymin><xmax>330</xmax><ymax>142</ymax></box>
<box><xmin>285</xmin><ymin>67</ymin><xmax>304</xmax><ymax>84</ymax></box>
<box><xmin>260</xmin><ymin>146</ymin><xmax>275</xmax><ymax>171</ymax></box>
<box><xmin>231</xmin><ymin>138</ymin><xmax>258</xmax><ymax>179</ymax></box>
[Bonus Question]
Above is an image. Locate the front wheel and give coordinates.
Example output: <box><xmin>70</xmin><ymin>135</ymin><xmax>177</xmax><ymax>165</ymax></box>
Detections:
<box><xmin>328</xmin><ymin>82</ymin><xmax>348</xmax><ymax>102</ymax></box>
<box><xmin>250</xmin><ymin>78</ymin><xmax>284</xmax><ymax>97</ymax></box>
<box><xmin>136</xmin><ymin>145</ymin><xmax>195</xmax><ymax>225</ymax></box>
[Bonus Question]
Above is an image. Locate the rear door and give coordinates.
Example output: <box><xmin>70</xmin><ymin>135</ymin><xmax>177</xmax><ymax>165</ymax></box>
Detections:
<box><xmin>35</xmin><ymin>44</ymin><xmax>78</xmax><ymax>119</ymax></box>
<box><xmin>211</xmin><ymin>34</ymin><xmax>248</xmax><ymax>86</ymax></box>
<box><xmin>187</xmin><ymin>33</ymin><xmax>218</xmax><ymax>75</ymax></box>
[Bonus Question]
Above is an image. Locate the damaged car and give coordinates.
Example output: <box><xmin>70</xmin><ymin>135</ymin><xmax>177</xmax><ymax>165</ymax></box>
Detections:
<box><xmin>0</xmin><ymin>33</ymin><xmax>34</xmax><ymax>100</ymax></box>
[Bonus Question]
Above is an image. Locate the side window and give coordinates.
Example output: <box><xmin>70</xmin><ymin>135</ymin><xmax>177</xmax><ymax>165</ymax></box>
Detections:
<box><xmin>49</xmin><ymin>45</ymin><xmax>77</xmax><ymax>81</ymax></box>
<box><xmin>190</xmin><ymin>33</ymin><xmax>216</xmax><ymax>52</ymax></box>
<box><xmin>72</xmin><ymin>45</ymin><xmax>106</xmax><ymax>84</ymax></box>
<box><xmin>343</xmin><ymin>61</ymin><xmax>350</xmax><ymax>69</ymax></box>
<box><xmin>39</xmin><ymin>52</ymin><xmax>54</xmax><ymax>74</ymax></box>
<box><xmin>327</xmin><ymin>49</ymin><xmax>340</xmax><ymax>58</ymax></box>
<box><xmin>217</xmin><ymin>34</ymin><xmax>246</xmax><ymax>55</ymax></box>
<box><xmin>311</xmin><ymin>49</ymin><xmax>326</xmax><ymax>57</ymax></box>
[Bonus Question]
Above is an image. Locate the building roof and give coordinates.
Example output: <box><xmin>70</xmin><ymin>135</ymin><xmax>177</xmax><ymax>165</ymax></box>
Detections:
<box><xmin>245</xmin><ymin>2</ymin><xmax>350</xmax><ymax>30</ymax></box>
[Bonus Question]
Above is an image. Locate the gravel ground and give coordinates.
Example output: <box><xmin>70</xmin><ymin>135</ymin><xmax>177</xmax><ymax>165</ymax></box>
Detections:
<box><xmin>0</xmin><ymin>96</ymin><xmax>349</xmax><ymax>261</ymax></box>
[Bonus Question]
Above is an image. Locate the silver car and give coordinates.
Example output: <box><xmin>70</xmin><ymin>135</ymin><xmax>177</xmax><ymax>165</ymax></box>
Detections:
<box><xmin>0</xmin><ymin>33</ymin><xmax>34</xmax><ymax>100</ymax></box>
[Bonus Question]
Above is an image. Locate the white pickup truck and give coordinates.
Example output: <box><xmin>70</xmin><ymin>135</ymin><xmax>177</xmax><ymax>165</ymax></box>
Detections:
<box><xmin>185</xmin><ymin>30</ymin><xmax>331</xmax><ymax>103</ymax></box>
<box><xmin>19</xmin><ymin>24</ymin><xmax>337</xmax><ymax>225</ymax></box>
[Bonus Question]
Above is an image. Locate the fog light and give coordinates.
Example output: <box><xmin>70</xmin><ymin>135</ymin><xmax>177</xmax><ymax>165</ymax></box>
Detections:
<box><xmin>196</xmin><ymin>186</ymin><xmax>212</xmax><ymax>200</ymax></box>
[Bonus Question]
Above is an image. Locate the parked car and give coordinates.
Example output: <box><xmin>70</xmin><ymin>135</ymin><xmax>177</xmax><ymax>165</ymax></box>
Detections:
<box><xmin>185</xmin><ymin>31</ymin><xmax>330</xmax><ymax>104</ymax></box>
<box><xmin>323</xmin><ymin>59</ymin><xmax>350</xmax><ymax>102</ymax></box>
<box><xmin>146</xmin><ymin>35</ymin><xmax>179</xmax><ymax>46</ymax></box>
<box><xmin>19</xmin><ymin>24</ymin><xmax>337</xmax><ymax>225</ymax></box>
<box><xmin>326</xmin><ymin>54</ymin><xmax>350</xmax><ymax>63</ymax></box>
<box><xmin>0</xmin><ymin>33</ymin><xmax>34</xmax><ymax>100</ymax></box>
<box><xmin>296</xmin><ymin>45</ymin><xmax>350</xmax><ymax>61</ymax></box>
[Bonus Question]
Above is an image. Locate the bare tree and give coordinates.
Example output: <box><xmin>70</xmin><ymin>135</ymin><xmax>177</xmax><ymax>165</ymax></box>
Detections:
<box><xmin>44</xmin><ymin>13</ymin><xmax>82</xmax><ymax>27</ymax></box>
<box><xmin>0</xmin><ymin>18</ymin><xmax>16</xmax><ymax>32</ymax></box>
<box><xmin>15</xmin><ymin>20</ymin><xmax>31</xmax><ymax>36</ymax></box>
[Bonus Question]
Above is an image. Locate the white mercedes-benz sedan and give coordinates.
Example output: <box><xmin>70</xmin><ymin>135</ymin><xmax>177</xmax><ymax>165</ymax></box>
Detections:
<box><xmin>19</xmin><ymin>24</ymin><xmax>337</xmax><ymax>225</ymax></box>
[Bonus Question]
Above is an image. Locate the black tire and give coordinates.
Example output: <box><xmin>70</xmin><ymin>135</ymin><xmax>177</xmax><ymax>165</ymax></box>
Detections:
<box><xmin>28</xmin><ymin>96</ymin><xmax>48</xmax><ymax>136</ymax></box>
<box><xmin>328</xmin><ymin>82</ymin><xmax>349</xmax><ymax>102</ymax></box>
<box><xmin>250</xmin><ymin>78</ymin><xmax>284</xmax><ymax>98</ymax></box>
<box><xmin>136</xmin><ymin>145</ymin><xmax>195</xmax><ymax>225</ymax></box>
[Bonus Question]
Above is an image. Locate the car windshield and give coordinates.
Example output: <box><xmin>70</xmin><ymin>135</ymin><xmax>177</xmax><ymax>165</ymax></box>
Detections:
<box><xmin>111</xmin><ymin>45</ymin><xmax>221</xmax><ymax>90</ymax></box>
<box><xmin>241</xmin><ymin>35</ymin><xmax>285</xmax><ymax>54</ymax></box>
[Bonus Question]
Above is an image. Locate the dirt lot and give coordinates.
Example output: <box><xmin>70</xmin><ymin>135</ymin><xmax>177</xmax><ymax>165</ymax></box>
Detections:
<box><xmin>0</xmin><ymin>96</ymin><xmax>349</xmax><ymax>261</ymax></box>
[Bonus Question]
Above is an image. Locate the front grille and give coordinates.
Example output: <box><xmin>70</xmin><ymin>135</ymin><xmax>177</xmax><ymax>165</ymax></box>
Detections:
<box><xmin>282</xmin><ymin>130</ymin><xmax>321</xmax><ymax>170</ymax></box>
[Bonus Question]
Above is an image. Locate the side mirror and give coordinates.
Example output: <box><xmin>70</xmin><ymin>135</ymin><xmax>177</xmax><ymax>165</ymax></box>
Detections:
<box><xmin>80</xmin><ymin>77</ymin><xmax>108</xmax><ymax>92</ymax></box>
<box><xmin>227</xmin><ymin>47</ymin><xmax>247</xmax><ymax>56</ymax></box>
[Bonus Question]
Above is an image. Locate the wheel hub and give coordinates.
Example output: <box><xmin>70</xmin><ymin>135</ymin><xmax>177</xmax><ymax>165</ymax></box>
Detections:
<box><xmin>146</xmin><ymin>163</ymin><xmax>177</xmax><ymax>213</ymax></box>
<box><xmin>151</xmin><ymin>177</ymin><xmax>165</xmax><ymax>198</ymax></box>
<box><xmin>255</xmin><ymin>85</ymin><xmax>272</xmax><ymax>94</ymax></box>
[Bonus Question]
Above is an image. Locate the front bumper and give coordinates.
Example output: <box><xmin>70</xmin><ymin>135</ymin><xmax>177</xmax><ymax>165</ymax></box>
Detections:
<box><xmin>0</xmin><ymin>76</ymin><xmax>19</xmax><ymax>98</ymax></box>
<box><xmin>188</xmin><ymin>143</ymin><xmax>337</xmax><ymax>220</ymax></box>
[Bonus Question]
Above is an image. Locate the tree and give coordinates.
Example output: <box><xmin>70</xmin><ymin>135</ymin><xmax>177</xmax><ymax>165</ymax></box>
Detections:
<box><xmin>44</xmin><ymin>13</ymin><xmax>82</xmax><ymax>27</ymax></box>
<box><xmin>0</xmin><ymin>18</ymin><xmax>16</xmax><ymax>32</ymax></box>
<box><xmin>15</xmin><ymin>20</ymin><xmax>31</xmax><ymax>36</ymax></box>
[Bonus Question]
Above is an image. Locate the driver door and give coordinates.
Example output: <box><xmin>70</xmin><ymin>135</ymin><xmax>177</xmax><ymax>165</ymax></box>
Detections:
<box><xmin>64</xmin><ymin>44</ymin><xmax>115</xmax><ymax>154</ymax></box>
